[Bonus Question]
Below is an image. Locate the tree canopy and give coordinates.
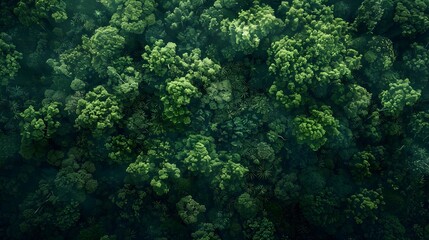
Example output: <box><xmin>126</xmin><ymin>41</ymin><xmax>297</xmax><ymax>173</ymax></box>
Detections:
<box><xmin>0</xmin><ymin>0</ymin><xmax>428</xmax><ymax>239</ymax></box>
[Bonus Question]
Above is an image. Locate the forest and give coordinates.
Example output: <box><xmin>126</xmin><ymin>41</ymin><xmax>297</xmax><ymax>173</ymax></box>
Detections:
<box><xmin>0</xmin><ymin>0</ymin><xmax>428</xmax><ymax>239</ymax></box>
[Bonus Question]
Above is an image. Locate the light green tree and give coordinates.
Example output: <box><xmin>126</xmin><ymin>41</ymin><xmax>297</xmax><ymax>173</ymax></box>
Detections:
<box><xmin>75</xmin><ymin>86</ymin><xmax>122</xmax><ymax>136</ymax></box>
<box><xmin>380</xmin><ymin>78</ymin><xmax>421</xmax><ymax>116</ymax></box>
<box><xmin>292</xmin><ymin>106</ymin><xmax>340</xmax><ymax>151</ymax></box>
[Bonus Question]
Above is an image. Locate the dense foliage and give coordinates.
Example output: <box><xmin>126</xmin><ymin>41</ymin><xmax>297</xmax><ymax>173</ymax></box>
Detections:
<box><xmin>1</xmin><ymin>0</ymin><xmax>428</xmax><ymax>239</ymax></box>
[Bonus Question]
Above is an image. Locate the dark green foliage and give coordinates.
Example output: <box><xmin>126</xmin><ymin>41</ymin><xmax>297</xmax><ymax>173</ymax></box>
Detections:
<box><xmin>300</xmin><ymin>189</ymin><xmax>344</xmax><ymax>233</ymax></box>
<box><xmin>192</xmin><ymin>223</ymin><xmax>221</xmax><ymax>240</ymax></box>
<box><xmin>0</xmin><ymin>133</ymin><xmax>20</xmax><ymax>166</ymax></box>
<box><xmin>110</xmin><ymin>184</ymin><xmax>147</xmax><ymax>221</ymax></box>
<box><xmin>357</xmin><ymin>36</ymin><xmax>396</xmax><ymax>93</ymax></box>
<box><xmin>14</xmin><ymin>0</ymin><xmax>68</xmax><ymax>25</ymax></box>
<box><xmin>402</xmin><ymin>43</ymin><xmax>429</xmax><ymax>87</ymax></box>
<box><xmin>394</xmin><ymin>0</ymin><xmax>429</xmax><ymax>36</ymax></box>
<box><xmin>176</xmin><ymin>134</ymin><xmax>220</xmax><ymax>175</ymax></box>
<box><xmin>105</xmin><ymin>135</ymin><xmax>134</xmax><ymax>165</ymax></box>
<box><xmin>353</xmin><ymin>0</ymin><xmax>385</xmax><ymax>32</ymax></box>
<box><xmin>47</xmin><ymin>45</ymin><xmax>93</xmax><ymax>80</ymax></box>
<box><xmin>349</xmin><ymin>151</ymin><xmax>378</xmax><ymax>181</ymax></box>
<box><xmin>235</xmin><ymin>193</ymin><xmax>259</xmax><ymax>219</ymax></box>
<box><xmin>244</xmin><ymin>217</ymin><xmax>275</xmax><ymax>240</ymax></box>
<box><xmin>126</xmin><ymin>140</ymin><xmax>180</xmax><ymax>195</ymax></box>
<box><xmin>176</xmin><ymin>195</ymin><xmax>206</xmax><ymax>224</ymax></box>
<box><xmin>274</xmin><ymin>173</ymin><xmax>300</xmax><ymax>202</ymax></box>
<box><xmin>0</xmin><ymin>0</ymin><xmax>428</xmax><ymax>239</ymax></box>
<box><xmin>409</xmin><ymin>111</ymin><xmax>429</xmax><ymax>144</ymax></box>
<box><xmin>83</xmin><ymin>26</ymin><xmax>125</xmax><ymax>75</ymax></box>
<box><xmin>346</xmin><ymin>188</ymin><xmax>385</xmax><ymax>224</ymax></box>
<box><xmin>0</xmin><ymin>33</ymin><xmax>22</xmax><ymax>86</ymax></box>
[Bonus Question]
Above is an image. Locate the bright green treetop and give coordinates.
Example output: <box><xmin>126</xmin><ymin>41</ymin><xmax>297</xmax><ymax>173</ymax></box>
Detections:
<box><xmin>20</xmin><ymin>102</ymin><xmax>62</xmax><ymax>142</ymax></box>
<box><xmin>161</xmin><ymin>76</ymin><xmax>201</xmax><ymax>124</ymax></box>
<box><xmin>380</xmin><ymin>78</ymin><xmax>421</xmax><ymax>116</ymax></box>
<box><xmin>292</xmin><ymin>106</ymin><xmax>340</xmax><ymax>151</ymax></box>
<box><xmin>75</xmin><ymin>86</ymin><xmax>122</xmax><ymax>136</ymax></box>
<box><xmin>220</xmin><ymin>4</ymin><xmax>283</xmax><ymax>56</ymax></box>
<box><xmin>109</xmin><ymin>0</ymin><xmax>156</xmax><ymax>34</ymax></box>
<box><xmin>268</xmin><ymin>0</ymin><xmax>361</xmax><ymax>109</ymax></box>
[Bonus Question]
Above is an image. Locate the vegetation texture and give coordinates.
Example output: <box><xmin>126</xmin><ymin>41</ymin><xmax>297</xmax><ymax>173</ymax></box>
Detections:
<box><xmin>0</xmin><ymin>0</ymin><xmax>429</xmax><ymax>239</ymax></box>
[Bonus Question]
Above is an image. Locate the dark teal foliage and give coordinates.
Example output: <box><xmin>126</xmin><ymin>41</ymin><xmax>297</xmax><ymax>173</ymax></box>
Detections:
<box><xmin>0</xmin><ymin>0</ymin><xmax>428</xmax><ymax>239</ymax></box>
